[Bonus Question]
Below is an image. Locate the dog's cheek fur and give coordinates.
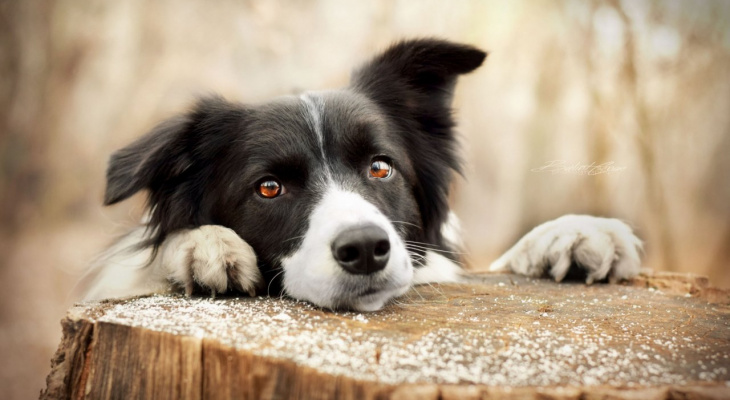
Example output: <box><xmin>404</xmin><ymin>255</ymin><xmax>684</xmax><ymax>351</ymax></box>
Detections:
<box><xmin>209</xmin><ymin>189</ymin><xmax>313</xmax><ymax>294</ymax></box>
<box><xmin>358</xmin><ymin>168</ymin><xmax>421</xmax><ymax>243</ymax></box>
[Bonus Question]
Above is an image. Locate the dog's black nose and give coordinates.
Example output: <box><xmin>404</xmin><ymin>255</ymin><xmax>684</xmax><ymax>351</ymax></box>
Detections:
<box><xmin>331</xmin><ymin>225</ymin><xmax>390</xmax><ymax>275</ymax></box>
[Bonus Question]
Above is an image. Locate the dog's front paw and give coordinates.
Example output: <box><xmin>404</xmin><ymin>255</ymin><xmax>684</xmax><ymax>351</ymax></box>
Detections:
<box><xmin>489</xmin><ymin>215</ymin><xmax>642</xmax><ymax>283</ymax></box>
<box><xmin>160</xmin><ymin>225</ymin><xmax>261</xmax><ymax>296</ymax></box>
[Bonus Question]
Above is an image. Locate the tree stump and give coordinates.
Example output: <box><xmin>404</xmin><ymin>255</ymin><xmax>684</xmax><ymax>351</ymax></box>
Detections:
<box><xmin>42</xmin><ymin>272</ymin><xmax>730</xmax><ymax>400</ymax></box>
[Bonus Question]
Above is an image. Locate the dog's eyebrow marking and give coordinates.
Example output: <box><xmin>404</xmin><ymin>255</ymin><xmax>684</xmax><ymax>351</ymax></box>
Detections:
<box><xmin>300</xmin><ymin>92</ymin><xmax>333</xmax><ymax>181</ymax></box>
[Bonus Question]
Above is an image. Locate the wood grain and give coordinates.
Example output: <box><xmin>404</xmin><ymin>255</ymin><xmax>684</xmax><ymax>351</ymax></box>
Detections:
<box><xmin>41</xmin><ymin>272</ymin><xmax>730</xmax><ymax>399</ymax></box>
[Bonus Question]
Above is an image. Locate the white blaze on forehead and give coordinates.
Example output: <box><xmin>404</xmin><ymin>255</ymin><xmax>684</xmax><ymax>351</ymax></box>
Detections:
<box><xmin>300</xmin><ymin>93</ymin><xmax>327</xmax><ymax>159</ymax></box>
<box><xmin>300</xmin><ymin>92</ymin><xmax>336</xmax><ymax>183</ymax></box>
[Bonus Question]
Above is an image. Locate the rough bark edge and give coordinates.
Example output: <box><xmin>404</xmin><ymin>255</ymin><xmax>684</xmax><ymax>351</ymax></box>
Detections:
<box><xmin>84</xmin><ymin>322</ymin><xmax>203</xmax><ymax>399</ymax></box>
<box><xmin>40</xmin><ymin>309</ymin><xmax>95</xmax><ymax>400</ymax></box>
<box><xmin>201</xmin><ymin>338</ymin><xmax>396</xmax><ymax>400</ymax></box>
<box><xmin>629</xmin><ymin>271</ymin><xmax>730</xmax><ymax>304</ymax></box>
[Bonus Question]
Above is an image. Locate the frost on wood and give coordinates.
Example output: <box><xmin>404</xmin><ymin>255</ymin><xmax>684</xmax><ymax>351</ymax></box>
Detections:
<box><xmin>42</xmin><ymin>273</ymin><xmax>730</xmax><ymax>400</ymax></box>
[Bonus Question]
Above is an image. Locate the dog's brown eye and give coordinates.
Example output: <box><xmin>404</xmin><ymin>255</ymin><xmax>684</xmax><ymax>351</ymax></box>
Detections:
<box><xmin>257</xmin><ymin>179</ymin><xmax>284</xmax><ymax>198</ymax></box>
<box><xmin>369</xmin><ymin>158</ymin><xmax>392</xmax><ymax>179</ymax></box>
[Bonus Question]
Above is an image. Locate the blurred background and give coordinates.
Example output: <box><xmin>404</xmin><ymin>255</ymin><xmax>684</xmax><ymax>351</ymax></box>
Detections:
<box><xmin>1</xmin><ymin>0</ymin><xmax>729</xmax><ymax>398</ymax></box>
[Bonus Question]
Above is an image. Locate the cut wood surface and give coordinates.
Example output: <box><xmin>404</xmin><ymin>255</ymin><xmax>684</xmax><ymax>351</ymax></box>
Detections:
<box><xmin>42</xmin><ymin>272</ymin><xmax>730</xmax><ymax>400</ymax></box>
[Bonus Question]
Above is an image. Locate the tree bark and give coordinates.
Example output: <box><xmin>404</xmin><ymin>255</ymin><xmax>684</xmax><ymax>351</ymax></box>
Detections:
<box><xmin>41</xmin><ymin>272</ymin><xmax>730</xmax><ymax>400</ymax></box>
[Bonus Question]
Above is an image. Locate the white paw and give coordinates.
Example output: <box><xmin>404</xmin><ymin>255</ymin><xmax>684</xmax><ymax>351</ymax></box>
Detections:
<box><xmin>489</xmin><ymin>215</ymin><xmax>642</xmax><ymax>283</ymax></box>
<box><xmin>160</xmin><ymin>225</ymin><xmax>261</xmax><ymax>296</ymax></box>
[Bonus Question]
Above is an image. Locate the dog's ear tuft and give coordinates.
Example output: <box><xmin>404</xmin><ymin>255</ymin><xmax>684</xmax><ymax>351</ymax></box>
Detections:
<box><xmin>351</xmin><ymin>38</ymin><xmax>486</xmax><ymax>111</ymax></box>
<box><xmin>104</xmin><ymin>116</ymin><xmax>192</xmax><ymax>205</ymax></box>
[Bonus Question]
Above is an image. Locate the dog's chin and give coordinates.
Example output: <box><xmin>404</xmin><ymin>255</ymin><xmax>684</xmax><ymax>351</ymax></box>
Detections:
<box><xmin>344</xmin><ymin>282</ymin><xmax>412</xmax><ymax>312</ymax></box>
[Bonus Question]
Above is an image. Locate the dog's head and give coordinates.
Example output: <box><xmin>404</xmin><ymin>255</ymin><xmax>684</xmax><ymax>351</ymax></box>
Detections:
<box><xmin>104</xmin><ymin>39</ymin><xmax>486</xmax><ymax>310</ymax></box>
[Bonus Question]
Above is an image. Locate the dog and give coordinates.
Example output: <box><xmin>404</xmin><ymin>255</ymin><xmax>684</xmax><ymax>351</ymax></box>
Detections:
<box><xmin>83</xmin><ymin>39</ymin><xmax>643</xmax><ymax>311</ymax></box>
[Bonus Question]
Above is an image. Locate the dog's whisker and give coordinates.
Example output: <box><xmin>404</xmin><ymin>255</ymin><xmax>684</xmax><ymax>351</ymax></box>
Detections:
<box><xmin>282</xmin><ymin>235</ymin><xmax>306</xmax><ymax>243</ymax></box>
<box><xmin>390</xmin><ymin>221</ymin><xmax>422</xmax><ymax>230</ymax></box>
<box><xmin>421</xmin><ymin>281</ymin><xmax>447</xmax><ymax>297</ymax></box>
<box><xmin>404</xmin><ymin>240</ymin><xmax>465</xmax><ymax>252</ymax></box>
<box><xmin>405</xmin><ymin>244</ymin><xmax>431</xmax><ymax>252</ymax></box>
<box><xmin>411</xmin><ymin>258</ymin><xmax>427</xmax><ymax>267</ymax></box>
<box><xmin>400</xmin><ymin>292</ymin><xmax>416</xmax><ymax>304</ymax></box>
<box><xmin>404</xmin><ymin>243</ymin><xmax>442</xmax><ymax>251</ymax></box>
<box><xmin>391</xmin><ymin>298</ymin><xmax>414</xmax><ymax>309</ymax></box>
<box><xmin>405</xmin><ymin>243</ymin><xmax>466</xmax><ymax>256</ymax></box>
<box><xmin>267</xmin><ymin>269</ymin><xmax>286</xmax><ymax>297</ymax></box>
<box><xmin>409</xmin><ymin>285</ymin><xmax>426</xmax><ymax>301</ymax></box>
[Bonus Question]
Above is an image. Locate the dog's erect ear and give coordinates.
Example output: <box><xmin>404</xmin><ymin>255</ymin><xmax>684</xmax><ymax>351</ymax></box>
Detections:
<box><xmin>351</xmin><ymin>39</ymin><xmax>486</xmax><ymax>247</ymax></box>
<box><xmin>104</xmin><ymin>116</ymin><xmax>192</xmax><ymax>205</ymax></box>
<box><xmin>351</xmin><ymin>38</ymin><xmax>486</xmax><ymax>117</ymax></box>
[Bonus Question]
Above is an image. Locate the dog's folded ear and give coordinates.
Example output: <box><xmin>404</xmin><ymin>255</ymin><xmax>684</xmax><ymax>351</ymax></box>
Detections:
<box><xmin>104</xmin><ymin>116</ymin><xmax>193</xmax><ymax>205</ymax></box>
<box><xmin>351</xmin><ymin>38</ymin><xmax>486</xmax><ymax>117</ymax></box>
<box><xmin>104</xmin><ymin>96</ymin><xmax>243</xmax><ymax>206</ymax></box>
<box><xmin>104</xmin><ymin>96</ymin><xmax>244</xmax><ymax>244</ymax></box>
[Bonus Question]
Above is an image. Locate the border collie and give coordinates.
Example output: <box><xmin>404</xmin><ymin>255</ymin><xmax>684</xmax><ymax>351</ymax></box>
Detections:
<box><xmin>83</xmin><ymin>39</ymin><xmax>642</xmax><ymax>311</ymax></box>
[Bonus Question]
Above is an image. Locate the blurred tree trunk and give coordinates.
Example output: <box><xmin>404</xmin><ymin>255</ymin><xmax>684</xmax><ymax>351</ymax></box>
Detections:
<box><xmin>0</xmin><ymin>0</ymin><xmax>52</xmax><ymax>234</ymax></box>
<box><xmin>611</xmin><ymin>0</ymin><xmax>677</xmax><ymax>272</ymax></box>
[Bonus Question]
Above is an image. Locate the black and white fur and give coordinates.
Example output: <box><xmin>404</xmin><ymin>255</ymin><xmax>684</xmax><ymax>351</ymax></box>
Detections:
<box><xmin>84</xmin><ymin>39</ymin><xmax>642</xmax><ymax>311</ymax></box>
